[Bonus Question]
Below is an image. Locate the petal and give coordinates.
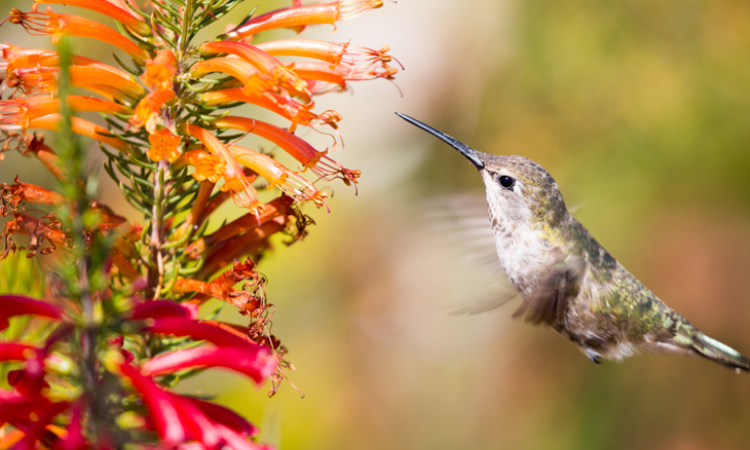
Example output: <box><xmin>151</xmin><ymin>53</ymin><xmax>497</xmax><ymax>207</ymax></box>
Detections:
<box><xmin>127</xmin><ymin>301</ymin><xmax>197</xmax><ymax>321</ymax></box>
<box><xmin>118</xmin><ymin>363</ymin><xmax>185</xmax><ymax>444</ymax></box>
<box><xmin>141</xmin><ymin>346</ymin><xmax>275</xmax><ymax>385</ymax></box>
<box><xmin>0</xmin><ymin>295</ymin><xmax>63</xmax><ymax>331</ymax></box>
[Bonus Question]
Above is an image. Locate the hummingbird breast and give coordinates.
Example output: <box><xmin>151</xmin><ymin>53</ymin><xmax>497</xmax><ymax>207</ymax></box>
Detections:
<box><xmin>487</xmin><ymin>206</ymin><xmax>556</xmax><ymax>300</ymax></box>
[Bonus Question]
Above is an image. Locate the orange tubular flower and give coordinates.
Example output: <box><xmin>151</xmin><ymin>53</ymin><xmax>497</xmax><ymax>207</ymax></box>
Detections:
<box><xmin>292</xmin><ymin>61</ymin><xmax>398</xmax><ymax>88</ymax></box>
<box><xmin>129</xmin><ymin>88</ymin><xmax>176</xmax><ymax>133</ymax></box>
<box><xmin>33</xmin><ymin>0</ymin><xmax>151</xmax><ymax>36</ymax></box>
<box><xmin>1</xmin><ymin>44</ymin><xmax>130</xmax><ymax>78</ymax></box>
<box><xmin>0</xmin><ymin>96</ymin><xmax>131</xmax><ymax>129</ymax></box>
<box><xmin>227</xmin><ymin>144</ymin><xmax>327</xmax><ymax>207</ymax></box>
<box><xmin>212</xmin><ymin>116</ymin><xmax>359</xmax><ymax>184</ymax></box>
<box><xmin>24</xmin><ymin>138</ymin><xmax>64</xmax><ymax>181</ymax></box>
<box><xmin>173</xmin><ymin>150</ymin><xmax>227</xmax><ymax>183</ymax></box>
<box><xmin>185</xmin><ymin>124</ymin><xmax>261</xmax><ymax>213</ymax></box>
<box><xmin>200</xmin><ymin>41</ymin><xmax>311</xmax><ymax>102</ymax></box>
<box><xmin>27</xmin><ymin>114</ymin><xmax>132</xmax><ymax>154</ymax></box>
<box><xmin>141</xmin><ymin>49</ymin><xmax>178</xmax><ymax>90</ymax></box>
<box><xmin>9</xmin><ymin>8</ymin><xmax>150</xmax><ymax>64</ymax></box>
<box><xmin>185</xmin><ymin>195</ymin><xmax>292</xmax><ymax>258</ymax></box>
<box><xmin>256</xmin><ymin>39</ymin><xmax>398</xmax><ymax>71</ymax></box>
<box><xmin>190</xmin><ymin>57</ymin><xmax>268</xmax><ymax>96</ymax></box>
<box><xmin>220</xmin><ymin>0</ymin><xmax>384</xmax><ymax>41</ymax></box>
<box><xmin>9</xmin><ymin>66</ymin><xmax>145</xmax><ymax>101</ymax></box>
<box><xmin>201</xmin><ymin>88</ymin><xmax>336</xmax><ymax>131</ymax></box>
<box><xmin>147</xmin><ymin>128</ymin><xmax>181</xmax><ymax>163</ymax></box>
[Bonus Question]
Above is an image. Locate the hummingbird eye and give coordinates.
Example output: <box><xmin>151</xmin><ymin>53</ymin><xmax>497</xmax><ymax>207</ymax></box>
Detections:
<box><xmin>498</xmin><ymin>175</ymin><xmax>515</xmax><ymax>190</ymax></box>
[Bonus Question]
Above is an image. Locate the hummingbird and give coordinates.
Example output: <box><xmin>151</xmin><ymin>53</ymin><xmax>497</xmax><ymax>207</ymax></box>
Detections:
<box><xmin>396</xmin><ymin>112</ymin><xmax>750</xmax><ymax>372</ymax></box>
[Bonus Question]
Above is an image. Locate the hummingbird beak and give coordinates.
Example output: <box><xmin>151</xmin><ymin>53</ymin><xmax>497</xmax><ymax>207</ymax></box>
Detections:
<box><xmin>395</xmin><ymin>112</ymin><xmax>485</xmax><ymax>170</ymax></box>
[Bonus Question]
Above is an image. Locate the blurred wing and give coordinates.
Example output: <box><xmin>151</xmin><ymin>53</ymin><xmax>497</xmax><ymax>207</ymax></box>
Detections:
<box><xmin>512</xmin><ymin>250</ymin><xmax>584</xmax><ymax>327</ymax></box>
<box><xmin>421</xmin><ymin>194</ymin><xmax>519</xmax><ymax>315</ymax></box>
<box><xmin>448</xmin><ymin>287</ymin><xmax>519</xmax><ymax>316</ymax></box>
<box><xmin>421</xmin><ymin>194</ymin><xmax>503</xmax><ymax>274</ymax></box>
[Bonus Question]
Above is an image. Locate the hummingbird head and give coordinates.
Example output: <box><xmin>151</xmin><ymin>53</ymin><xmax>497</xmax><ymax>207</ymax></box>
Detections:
<box><xmin>396</xmin><ymin>113</ymin><xmax>568</xmax><ymax>229</ymax></box>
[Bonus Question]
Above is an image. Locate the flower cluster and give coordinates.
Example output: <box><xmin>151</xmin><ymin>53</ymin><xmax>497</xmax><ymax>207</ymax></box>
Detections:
<box><xmin>0</xmin><ymin>0</ymin><xmax>398</xmax><ymax>447</ymax></box>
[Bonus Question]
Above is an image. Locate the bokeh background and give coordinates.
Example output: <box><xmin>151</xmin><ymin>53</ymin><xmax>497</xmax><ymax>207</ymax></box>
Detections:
<box><xmin>2</xmin><ymin>0</ymin><xmax>750</xmax><ymax>449</ymax></box>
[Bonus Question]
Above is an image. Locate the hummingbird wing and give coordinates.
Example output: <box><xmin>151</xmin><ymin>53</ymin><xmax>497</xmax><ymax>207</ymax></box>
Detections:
<box><xmin>420</xmin><ymin>194</ymin><xmax>519</xmax><ymax>315</ymax></box>
<box><xmin>512</xmin><ymin>252</ymin><xmax>585</xmax><ymax>327</ymax></box>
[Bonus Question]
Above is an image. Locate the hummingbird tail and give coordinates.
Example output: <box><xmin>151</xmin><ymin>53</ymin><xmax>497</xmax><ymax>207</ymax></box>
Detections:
<box><xmin>689</xmin><ymin>332</ymin><xmax>750</xmax><ymax>372</ymax></box>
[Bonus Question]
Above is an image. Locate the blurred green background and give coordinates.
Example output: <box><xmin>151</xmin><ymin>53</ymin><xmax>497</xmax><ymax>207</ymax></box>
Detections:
<box><xmin>2</xmin><ymin>0</ymin><xmax>750</xmax><ymax>449</ymax></box>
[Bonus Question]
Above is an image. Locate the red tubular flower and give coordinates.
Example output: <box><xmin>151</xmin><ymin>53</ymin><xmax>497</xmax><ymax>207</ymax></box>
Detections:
<box><xmin>200</xmin><ymin>41</ymin><xmax>311</xmax><ymax>101</ymax></box>
<box><xmin>145</xmin><ymin>318</ymin><xmax>260</xmax><ymax>348</ymax></box>
<box><xmin>126</xmin><ymin>300</ymin><xmax>197</xmax><ymax>321</ymax></box>
<box><xmin>8</xmin><ymin>8</ymin><xmax>150</xmax><ymax>64</ymax></box>
<box><xmin>188</xmin><ymin>397</ymin><xmax>259</xmax><ymax>438</ymax></box>
<box><xmin>27</xmin><ymin>114</ymin><xmax>132</xmax><ymax>154</ymax></box>
<box><xmin>118</xmin><ymin>363</ymin><xmax>185</xmax><ymax>444</ymax></box>
<box><xmin>141</xmin><ymin>318</ymin><xmax>276</xmax><ymax>383</ymax></box>
<box><xmin>142</xmin><ymin>345</ymin><xmax>276</xmax><ymax>384</ymax></box>
<box><xmin>0</xmin><ymin>294</ymin><xmax>63</xmax><ymax>330</ymax></box>
<box><xmin>0</xmin><ymin>343</ymin><xmax>39</xmax><ymax>361</ymax></box>
<box><xmin>33</xmin><ymin>0</ymin><xmax>151</xmax><ymax>36</ymax></box>
<box><xmin>220</xmin><ymin>0</ymin><xmax>384</xmax><ymax>41</ymax></box>
<box><xmin>0</xmin><ymin>96</ymin><xmax>131</xmax><ymax>129</ymax></box>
